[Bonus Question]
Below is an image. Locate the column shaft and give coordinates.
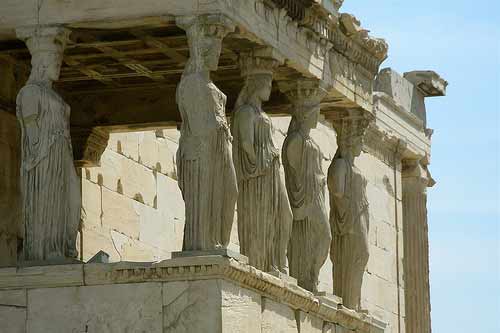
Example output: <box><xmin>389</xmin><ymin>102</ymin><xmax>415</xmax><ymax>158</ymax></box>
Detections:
<box><xmin>402</xmin><ymin>162</ymin><xmax>432</xmax><ymax>333</ymax></box>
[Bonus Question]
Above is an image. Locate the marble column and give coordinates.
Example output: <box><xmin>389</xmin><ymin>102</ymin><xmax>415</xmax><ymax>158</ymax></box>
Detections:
<box><xmin>232</xmin><ymin>48</ymin><xmax>292</xmax><ymax>273</ymax></box>
<box><xmin>280</xmin><ymin>79</ymin><xmax>331</xmax><ymax>292</ymax></box>
<box><xmin>16</xmin><ymin>26</ymin><xmax>81</xmax><ymax>262</ymax></box>
<box><xmin>402</xmin><ymin>159</ymin><xmax>434</xmax><ymax>333</ymax></box>
<box><xmin>175</xmin><ymin>15</ymin><xmax>238</xmax><ymax>251</ymax></box>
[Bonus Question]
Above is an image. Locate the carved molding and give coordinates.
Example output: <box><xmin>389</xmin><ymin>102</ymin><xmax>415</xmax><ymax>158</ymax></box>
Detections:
<box><xmin>278</xmin><ymin>78</ymin><xmax>329</xmax><ymax>107</ymax></box>
<box><xmin>0</xmin><ymin>258</ymin><xmax>387</xmax><ymax>332</ymax></box>
<box><xmin>363</xmin><ymin>124</ymin><xmax>406</xmax><ymax>169</ymax></box>
<box><xmin>402</xmin><ymin>158</ymin><xmax>435</xmax><ymax>189</ymax></box>
<box><xmin>239</xmin><ymin>47</ymin><xmax>284</xmax><ymax>76</ymax></box>
<box><xmin>71</xmin><ymin>127</ymin><xmax>110</xmax><ymax>168</ymax></box>
<box><xmin>251</xmin><ymin>0</ymin><xmax>386</xmax><ymax>76</ymax></box>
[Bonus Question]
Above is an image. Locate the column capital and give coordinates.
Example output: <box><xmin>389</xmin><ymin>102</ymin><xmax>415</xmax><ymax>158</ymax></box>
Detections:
<box><xmin>402</xmin><ymin>158</ymin><xmax>435</xmax><ymax>189</ymax></box>
<box><xmin>329</xmin><ymin>109</ymin><xmax>373</xmax><ymax>156</ymax></box>
<box><xmin>278</xmin><ymin>79</ymin><xmax>329</xmax><ymax>107</ymax></box>
<box><xmin>239</xmin><ymin>47</ymin><xmax>284</xmax><ymax>77</ymax></box>
<box><xmin>176</xmin><ymin>14</ymin><xmax>235</xmax><ymax>38</ymax></box>
<box><xmin>16</xmin><ymin>25</ymin><xmax>70</xmax><ymax>54</ymax></box>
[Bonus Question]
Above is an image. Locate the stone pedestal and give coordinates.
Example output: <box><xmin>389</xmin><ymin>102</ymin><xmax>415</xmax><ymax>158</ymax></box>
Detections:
<box><xmin>0</xmin><ymin>256</ymin><xmax>386</xmax><ymax>333</ymax></box>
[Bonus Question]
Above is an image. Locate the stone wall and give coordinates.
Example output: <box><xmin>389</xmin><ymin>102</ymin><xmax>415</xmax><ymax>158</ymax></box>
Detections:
<box><xmin>357</xmin><ymin>152</ymin><xmax>404</xmax><ymax>332</ymax></box>
<box><xmin>80</xmin><ymin>115</ymin><xmax>404</xmax><ymax>332</ymax></box>
<box><xmin>0</xmin><ymin>257</ymin><xmax>386</xmax><ymax>333</ymax></box>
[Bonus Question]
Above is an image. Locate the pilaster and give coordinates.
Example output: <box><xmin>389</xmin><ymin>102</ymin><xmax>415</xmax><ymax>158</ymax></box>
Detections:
<box><xmin>402</xmin><ymin>158</ymin><xmax>434</xmax><ymax>333</ymax></box>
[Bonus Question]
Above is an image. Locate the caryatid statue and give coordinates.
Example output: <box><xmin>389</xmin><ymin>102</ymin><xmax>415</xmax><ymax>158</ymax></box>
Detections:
<box><xmin>280</xmin><ymin>80</ymin><xmax>331</xmax><ymax>292</ymax></box>
<box><xmin>15</xmin><ymin>26</ymin><xmax>81</xmax><ymax>261</ymax></box>
<box><xmin>231</xmin><ymin>48</ymin><xmax>292</xmax><ymax>273</ymax></box>
<box><xmin>175</xmin><ymin>15</ymin><xmax>238</xmax><ymax>251</ymax></box>
<box><xmin>328</xmin><ymin>112</ymin><xmax>371</xmax><ymax>311</ymax></box>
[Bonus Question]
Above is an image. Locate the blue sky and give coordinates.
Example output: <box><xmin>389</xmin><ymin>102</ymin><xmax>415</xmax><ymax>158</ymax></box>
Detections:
<box><xmin>342</xmin><ymin>1</ymin><xmax>499</xmax><ymax>331</ymax></box>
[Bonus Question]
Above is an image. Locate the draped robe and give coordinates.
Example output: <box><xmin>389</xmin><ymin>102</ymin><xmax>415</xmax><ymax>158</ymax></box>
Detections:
<box><xmin>16</xmin><ymin>83</ymin><xmax>81</xmax><ymax>261</ymax></box>
<box><xmin>232</xmin><ymin>105</ymin><xmax>292</xmax><ymax>272</ymax></box>
<box><xmin>283</xmin><ymin>132</ymin><xmax>331</xmax><ymax>292</ymax></box>
<box><xmin>176</xmin><ymin>73</ymin><xmax>238</xmax><ymax>251</ymax></box>
<box><xmin>329</xmin><ymin>158</ymin><xmax>369</xmax><ymax>310</ymax></box>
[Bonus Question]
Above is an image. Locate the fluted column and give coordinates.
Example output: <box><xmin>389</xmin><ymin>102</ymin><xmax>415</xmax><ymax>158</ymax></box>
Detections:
<box><xmin>402</xmin><ymin>159</ymin><xmax>434</xmax><ymax>333</ymax></box>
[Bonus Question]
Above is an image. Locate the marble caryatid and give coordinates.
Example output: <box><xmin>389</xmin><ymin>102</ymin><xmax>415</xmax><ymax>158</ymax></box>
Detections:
<box><xmin>328</xmin><ymin>113</ymin><xmax>371</xmax><ymax>311</ymax></box>
<box><xmin>175</xmin><ymin>15</ymin><xmax>238</xmax><ymax>251</ymax></box>
<box><xmin>15</xmin><ymin>27</ymin><xmax>81</xmax><ymax>261</ymax></box>
<box><xmin>281</xmin><ymin>81</ymin><xmax>331</xmax><ymax>292</ymax></box>
<box><xmin>231</xmin><ymin>49</ymin><xmax>292</xmax><ymax>273</ymax></box>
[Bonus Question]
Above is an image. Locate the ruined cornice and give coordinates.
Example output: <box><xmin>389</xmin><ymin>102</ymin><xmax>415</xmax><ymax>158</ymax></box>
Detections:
<box><xmin>373</xmin><ymin>91</ymin><xmax>425</xmax><ymax>131</ymax></box>
<box><xmin>253</xmin><ymin>0</ymin><xmax>388</xmax><ymax>78</ymax></box>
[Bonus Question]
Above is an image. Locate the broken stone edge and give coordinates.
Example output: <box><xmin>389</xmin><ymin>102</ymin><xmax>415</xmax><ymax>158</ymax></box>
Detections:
<box><xmin>0</xmin><ymin>256</ymin><xmax>386</xmax><ymax>332</ymax></box>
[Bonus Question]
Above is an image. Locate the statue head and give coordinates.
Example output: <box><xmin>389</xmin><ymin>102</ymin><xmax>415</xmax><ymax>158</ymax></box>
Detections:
<box><xmin>29</xmin><ymin>50</ymin><xmax>63</xmax><ymax>83</ymax></box>
<box><xmin>190</xmin><ymin>32</ymin><xmax>222</xmax><ymax>72</ymax></box>
<box><xmin>236</xmin><ymin>49</ymin><xmax>282</xmax><ymax>109</ymax></box>
<box><xmin>235</xmin><ymin>73</ymin><xmax>273</xmax><ymax>110</ymax></box>
<box><xmin>17</xmin><ymin>26</ymin><xmax>69</xmax><ymax>84</ymax></box>
<box><xmin>288</xmin><ymin>104</ymin><xmax>321</xmax><ymax>135</ymax></box>
<box><xmin>179</xmin><ymin>15</ymin><xmax>234</xmax><ymax>74</ymax></box>
<box><xmin>335</xmin><ymin>117</ymin><xmax>368</xmax><ymax>158</ymax></box>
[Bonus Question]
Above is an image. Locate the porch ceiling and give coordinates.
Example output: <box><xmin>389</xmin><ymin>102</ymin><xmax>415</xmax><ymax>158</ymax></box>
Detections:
<box><xmin>0</xmin><ymin>21</ymin><xmax>348</xmax><ymax>131</ymax></box>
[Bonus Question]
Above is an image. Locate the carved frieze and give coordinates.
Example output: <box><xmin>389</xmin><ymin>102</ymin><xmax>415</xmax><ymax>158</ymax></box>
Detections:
<box><xmin>249</xmin><ymin>0</ymin><xmax>386</xmax><ymax>77</ymax></box>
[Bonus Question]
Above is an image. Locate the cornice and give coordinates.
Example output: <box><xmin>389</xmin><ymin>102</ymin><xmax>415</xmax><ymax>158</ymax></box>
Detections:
<box><xmin>0</xmin><ymin>257</ymin><xmax>387</xmax><ymax>333</ymax></box>
<box><xmin>250</xmin><ymin>0</ymin><xmax>387</xmax><ymax>77</ymax></box>
<box><xmin>373</xmin><ymin>91</ymin><xmax>425</xmax><ymax>131</ymax></box>
<box><xmin>363</xmin><ymin>124</ymin><xmax>406</xmax><ymax>170</ymax></box>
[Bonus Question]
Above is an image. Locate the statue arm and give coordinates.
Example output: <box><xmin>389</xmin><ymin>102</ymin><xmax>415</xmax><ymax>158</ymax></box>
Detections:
<box><xmin>328</xmin><ymin>159</ymin><xmax>348</xmax><ymax>198</ymax></box>
<box><xmin>236</xmin><ymin>107</ymin><xmax>256</xmax><ymax>163</ymax></box>
<box><xmin>178</xmin><ymin>77</ymin><xmax>214</xmax><ymax>136</ymax></box>
<box><xmin>17</xmin><ymin>88</ymin><xmax>42</xmax><ymax>146</ymax></box>
<box><xmin>285</xmin><ymin>135</ymin><xmax>303</xmax><ymax>178</ymax></box>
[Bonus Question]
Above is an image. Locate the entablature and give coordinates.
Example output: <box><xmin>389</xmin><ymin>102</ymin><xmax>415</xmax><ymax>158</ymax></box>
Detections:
<box><xmin>0</xmin><ymin>0</ymin><xmax>387</xmax><ymax>117</ymax></box>
<box><xmin>366</xmin><ymin>68</ymin><xmax>447</xmax><ymax>167</ymax></box>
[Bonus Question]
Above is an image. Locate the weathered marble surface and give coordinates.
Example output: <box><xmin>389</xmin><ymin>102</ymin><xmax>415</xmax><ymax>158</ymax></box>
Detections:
<box><xmin>28</xmin><ymin>283</ymin><xmax>163</xmax><ymax>333</ymax></box>
<box><xmin>16</xmin><ymin>26</ymin><xmax>81</xmax><ymax>261</ymax></box>
<box><xmin>281</xmin><ymin>80</ymin><xmax>331</xmax><ymax>293</ymax></box>
<box><xmin>232</xmin><ymin>49</ymin><xmax>292</xmax><ymax>273</ymax></box>
<box><xmin>402</xmin><ymin>159</ymin><xmax>433</xmax><ymax>333</ymax></box>
<box><xmin>328</xmin><ymin>114</ymin><xmax>371</xmax><ymax>311</ymax></box>
<box><xmin>0</xmin><ymin>259</ymin><xmax>387</xmax><ymax>333</ymax></box>
<box><xmin>175</xmin><ymin>15</ymin><xmax>238</xmax><ymax>251</ymax></box>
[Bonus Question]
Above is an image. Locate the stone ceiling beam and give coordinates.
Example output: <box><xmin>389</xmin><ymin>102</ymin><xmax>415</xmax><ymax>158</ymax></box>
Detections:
<box><xmin>1</xmin><ymin>0</ymin><xmax>388</xmax><ymax>114</ymax></box>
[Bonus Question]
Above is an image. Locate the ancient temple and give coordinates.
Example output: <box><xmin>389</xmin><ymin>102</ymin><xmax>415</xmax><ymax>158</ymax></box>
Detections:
<box><xmin>0</xmin><ymin>1</ymin><xmax>447</xmax><ymax>332</ymax></box>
